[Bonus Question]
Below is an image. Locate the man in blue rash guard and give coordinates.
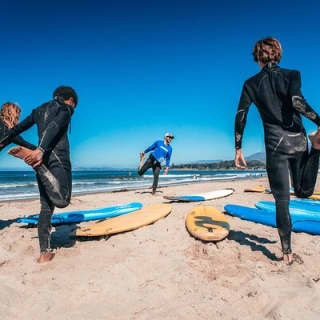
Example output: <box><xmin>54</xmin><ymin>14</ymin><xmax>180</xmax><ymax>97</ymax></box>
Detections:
<box><xmin>138</xmin><ymin>133</ymin><xmax>174</xmax><ymax>195</ymax></box>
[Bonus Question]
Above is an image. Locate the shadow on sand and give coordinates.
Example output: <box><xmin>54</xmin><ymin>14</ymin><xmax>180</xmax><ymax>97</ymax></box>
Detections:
<box><xmin>0</xmin><ymin>219</ymin><xmax>17</xmax><ymax>231</ymax></box>
<box><xmin>228</xmin><ymin>230</ymin><xmax>281</xmax><ymax>262</ymax></box>
<box><xmin>135</xmin><ymin>190</ymin><xmax>163</xmax><ymax>194</ymax></box>
<box><xmin>19</xmin><ymin>222</ymin><xmax>78</xmax><ymax>250</ymax></box>
<box><xmin>50</xmin><ymin>224</ymin><xmax>78</xmax><ymax>250</ymax></box>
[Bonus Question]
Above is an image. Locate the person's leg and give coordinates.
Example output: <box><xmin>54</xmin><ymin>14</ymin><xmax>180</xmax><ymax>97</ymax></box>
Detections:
<box><xmin>138</xmin><ymin>156</ymin><xmax>153</xmax><ymax>176</ymax></box>
<box><xmin>8</xmin><ymin>146</ymin><xmax>72</xmax><ymax>208</ymax></box>
<box><xmin>152</xmin><ymin>163</ymin><xmax>161</xmax><ymax>194</ymax></box>
<box><xmin>34</xmin><ymin>164</ymin><xmax>72</xmax><ymax>208</ymax></box>
<box><xmin>266</xmin><ymin>152</ymin><xmax>292</xmax><ymax>261</ymax></box>
<box><xmin>290</xmin><ymin>148</ymin><xmax>320</xmax><ymax>198</ymax></box>
<box><xmin>37</xmin><ymin>176</ymin><xmax>55</xmax><ymax>262</ymax></box>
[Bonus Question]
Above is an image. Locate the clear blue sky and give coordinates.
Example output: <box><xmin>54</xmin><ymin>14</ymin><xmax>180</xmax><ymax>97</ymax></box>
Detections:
<box><xmin>1</xmin><ymin>0</ymin><xmax>320</xmax><ymax>169</ymax></box>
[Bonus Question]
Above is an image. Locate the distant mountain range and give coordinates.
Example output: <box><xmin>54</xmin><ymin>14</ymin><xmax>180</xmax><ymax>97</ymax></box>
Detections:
<box><xmin>188</xmin><ymin>152</ymin><xmax>266</xmax><ymax>165</ymax></box>
<box><xmin>246</xmin><ymin>152</ymin><xmax>266</xmax><ymax>162</ymax></box>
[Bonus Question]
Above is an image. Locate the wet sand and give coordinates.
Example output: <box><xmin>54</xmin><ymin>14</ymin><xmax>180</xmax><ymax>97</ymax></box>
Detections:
<box><xmin>1</xmin><ymin>177</ymin><xmax>320</xmax><ymax>319</ymax></box>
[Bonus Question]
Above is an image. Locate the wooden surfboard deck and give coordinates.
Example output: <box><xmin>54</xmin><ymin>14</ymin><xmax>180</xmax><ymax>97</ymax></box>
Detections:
<box><xmin>185</xmin><ymin>205</ymin><xmax>230</xmax><ymax>241</ymax></box>
<box><xmin>244</xmin><ymin>185</ymin><xmax>266</xmax><ymax>193</ymax></box>
<box><xmin>76</xmin><ymin>204</ymin><xmax>171</xmax><ymax>237</ymax></box>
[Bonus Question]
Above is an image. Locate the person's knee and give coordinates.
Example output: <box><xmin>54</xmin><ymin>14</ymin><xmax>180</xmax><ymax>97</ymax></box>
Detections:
<box><xmin>273</xmin><ymin>193</ymin><xmax>290</xmax><ymax>202</ymax></box>
<box><xmin>52</xmin><ymin>198</ymin><xmax>70</xmax><ymax>208</ymax></box>
<box><xmin>49</xmin><ymin>192</ymin><xmax>70</xmax><ymax>208</ymax></box>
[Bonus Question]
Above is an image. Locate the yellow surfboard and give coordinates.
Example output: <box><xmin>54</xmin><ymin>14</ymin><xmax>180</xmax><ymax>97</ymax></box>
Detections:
<box><xmin>185</xmin><ymin>205</ymin><xmax>230</xmax><ymax>241</ymax></box>
<box><xmin>76</xmin><ymin>204</ymin><xmax>171</xmax><ymax>237</ymax></box>
<box><xmin>244</xmin><ymin>185</ymin><xmax>266</xmax><ymax>193</ymax></box>
<box><xmin>290</xmin><ymin>189</ymin><xmax>320</xmax><ymax>197</ymax></box>
<box><xmin>309</xmin><ymin>194</ymin><xmax>320</xmax><ymax>200</ymax></box>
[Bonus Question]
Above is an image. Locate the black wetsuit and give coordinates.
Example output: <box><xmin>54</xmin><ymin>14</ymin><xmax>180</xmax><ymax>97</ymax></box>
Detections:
<box><xmin>235</xmin><ymin>64</ymin><xmax>320</xmax><ymax>254</ymax></box>
<box><xmin>138</xmin><ymin>154</ymin><xmax>161</xmax><ymax>193</ymax></box>
<box><xmin>0</xmin><ymin>97</ymin><xmax>74</xmax><ymax>252</ymax></box>
<box><xmin>0</xmin><ymin>118</ymin><xmax>36</xmax><ymax>150</ymax></box>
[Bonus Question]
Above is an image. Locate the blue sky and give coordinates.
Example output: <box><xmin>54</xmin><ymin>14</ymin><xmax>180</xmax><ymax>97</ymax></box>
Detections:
<box><xmin>1</xmin><ymin>0</ymin><xmax>320</xmax><ymax>168</ymax></box>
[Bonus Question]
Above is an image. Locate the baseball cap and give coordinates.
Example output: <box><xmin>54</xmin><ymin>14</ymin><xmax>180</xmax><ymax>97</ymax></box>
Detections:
<box><xmin>165</xmin><ymin>132</ymin><xmax>174</xmax><ymax>139</ymax></box>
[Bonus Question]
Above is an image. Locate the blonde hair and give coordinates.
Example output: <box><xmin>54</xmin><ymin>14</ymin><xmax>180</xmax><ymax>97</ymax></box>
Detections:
<box><xmin>0</xmin><ymin>102</ymin><xmax>21</xmax><ymax>128</ymax></box>
<box><xmin>253</xmin><ymin>37</ymin><xmax>282</xmax><ymax>64</ymax></box>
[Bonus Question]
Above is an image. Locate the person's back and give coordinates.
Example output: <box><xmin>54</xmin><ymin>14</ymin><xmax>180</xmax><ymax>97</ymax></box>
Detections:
<box><xmin>244</xmin><ymin>64</ymin><xmax>315</xmax><ymax>134</ymax></box>
<box><xmin>31</xmin><ymin>97</ymin><xmax>73</xmax><ymax>168</ymax></box>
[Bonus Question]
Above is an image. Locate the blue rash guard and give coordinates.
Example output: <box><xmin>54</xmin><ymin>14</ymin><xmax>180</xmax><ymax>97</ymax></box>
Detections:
<box><xmin>144</xmin><ymin>140</ymin><xmax>172</xmax><ymax>167</ymax></box>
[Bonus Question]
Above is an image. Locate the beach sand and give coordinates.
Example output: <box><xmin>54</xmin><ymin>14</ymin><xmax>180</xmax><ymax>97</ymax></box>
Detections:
<box><xmin>1</xmin><ymin>177</ymin><xmax>320</xmax><ymax>320</ymax></box>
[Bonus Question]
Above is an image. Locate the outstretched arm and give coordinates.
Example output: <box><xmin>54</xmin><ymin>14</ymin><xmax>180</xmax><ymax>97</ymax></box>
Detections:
<box><xmin>164</xmin><ymin>148</ymin><xmax>172</xmax><ymax>175</ymax></box>
<box><xmin>144</xmin><ymin>141</ymin><xmax>157</xmax><ymax>154</ymax></box>
<box><xmin>0</xmin><ymin>113</ymin><xmax>35</xmax><ymax>146</ymax></box>
<box><xmin>12</xmin><ymin>136</ymin><xmax>37</xmax><ymax>150</ymax></box>
<box><xmin>290</xmin><ymin>71</ymin><xmax>320</xmax><ymax>126</ymax></box>
<box><xmin>234</xmin><ymin>83</ymin><xmax>252</xmax><ymax>168</ymax></box>
<box><xmin>235</xmin><ymin>83</ymin><xmax>252</xmax><ymax>150</ymax></box>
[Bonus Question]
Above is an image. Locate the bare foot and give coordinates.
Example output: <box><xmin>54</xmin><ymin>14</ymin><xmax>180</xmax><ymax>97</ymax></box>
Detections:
<box><xmin>308</xmin><ymin>128</ymin><xmax>320</xmax><ymax>150</ymax></box>
<box><xmin>283</xmin><ymin>253</ymin><xmax>293</xmax><ymax>265</ymax></box>
<box><xmin>283</xmin><ymin>253</ymin><xmax>304</xmax><ymax>265</ymax></box>
<box><xmin>8</xmin><ymin>146</ymin><xmax>34</xmax><ymax>160</ymax></box>
<box><xmin>37</xmin><ymin>252</ymin><xmax>55</xmax><ymax>263</ymax></box>
<box><xmin>138</xmin><ymin>153</ymin><xmax>145</xmax><ymax>170</ymax></box>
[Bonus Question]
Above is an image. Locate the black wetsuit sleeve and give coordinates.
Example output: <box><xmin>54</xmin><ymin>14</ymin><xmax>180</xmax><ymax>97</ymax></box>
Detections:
<box><xmin>38</xmin><ymin>106</ymin><xmax>71</xmax><ymax>152</ymax></box>
<box><xmin>11</xmin><ymin>136</ymin><xmax>37</xmax><ymax>150</ymax></box>
<box><xmin>290</xmin><ymin>71</ymin><xmax>320</xmax><ymax>126</ymax></box>
<box><xmin>0</xmin><ymin>113</ymin><xmax>35</xmax><ymax>146</ymax></box>
<box><xmin>235</xmin><ymin>83</ymin><xmax>252</xmax><ymax>149</ymax></box>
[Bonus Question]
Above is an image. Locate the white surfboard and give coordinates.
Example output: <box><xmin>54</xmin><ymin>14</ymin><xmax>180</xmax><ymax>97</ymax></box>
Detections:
<box><xmin>164</xmin><ymin>188</ymin><xmax>234</xmax><ymax>202</ymax></box>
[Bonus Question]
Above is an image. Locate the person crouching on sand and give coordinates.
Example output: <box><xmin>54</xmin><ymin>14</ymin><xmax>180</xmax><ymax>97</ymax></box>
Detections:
<box><xmin>138</xmin><ymin>133</ymin><xmax>174</xmax><ymax>195</ymax></box>
<box><xmin>234</xmin><ymin>37</ymin><xmax>320</xmax><ymax>265</ymax></box>
<box><xmin>0</xmin><ymin>86</ymin><xmax>78</xmax><ymax>263</ymax></box>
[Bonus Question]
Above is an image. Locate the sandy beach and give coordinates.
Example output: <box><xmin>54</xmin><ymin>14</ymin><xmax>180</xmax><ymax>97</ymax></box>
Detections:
<box><xmin>1</xmin><ymin>177</ymin><xmax>320</xmax><ymax>320</ymax></box>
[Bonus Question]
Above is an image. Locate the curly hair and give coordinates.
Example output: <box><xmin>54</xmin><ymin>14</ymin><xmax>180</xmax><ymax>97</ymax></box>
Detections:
<box><xmin>0</xmin><ymin>102</ymin><xmax>21</xmax><ymax>128</ymax></box>
<box><xmin>253</xmin><ymin>37</ymin><xmax>282</xmax><ymax>64</ymax></box>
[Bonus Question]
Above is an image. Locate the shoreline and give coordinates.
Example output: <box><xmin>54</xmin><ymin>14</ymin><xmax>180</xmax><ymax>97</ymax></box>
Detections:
<box><xmin>0</xmin><ymin>174</ymin><xmax>264</xmax><ymax>204</ymax></box>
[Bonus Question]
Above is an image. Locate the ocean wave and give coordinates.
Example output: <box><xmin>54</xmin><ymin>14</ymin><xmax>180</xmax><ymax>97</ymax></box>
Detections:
<box><xmin>143</xmin><ymin>174</ymin><xmax>201</xmax><ymax>178</ymax></box>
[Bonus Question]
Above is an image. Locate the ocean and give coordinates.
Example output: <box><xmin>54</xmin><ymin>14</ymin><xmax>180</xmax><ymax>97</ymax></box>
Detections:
<box><xmin>0</xmin><ymin>169</ymin><xmax>267</xmax><ymax>202</ymax></box>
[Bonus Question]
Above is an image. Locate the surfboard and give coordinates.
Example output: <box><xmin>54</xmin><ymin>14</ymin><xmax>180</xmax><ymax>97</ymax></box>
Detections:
<box><xmin>185</xmin><ymin>205</ymin><xmax>230</xmax><ymax>241</ymax></box>
<box><xmin>255</xmin><ymin>201</ymin><xmax>320</xmax><ymax>220</ymax></box>
<box><xmin>244</xmin><ymin>185</ymin><xmax>266</xmax><ymax>193</ymax></box>
<box><xmin>224</xmin><ymin>204</ymin><xmax>320</xmax><ymax>235</ymax></box>
<box><xmin>76</xmin><ymin>204</ymin><xmax>171</xmax><ymax>237</ymax></box>
<box><xmin>309</xmin><ymin>195</ymin><xmax>320</xmax><ymax>200</ymax></box>
<box><xmin>17</xmin><ymin>202</ymin><xmax>143</xmax><ymax>225</ymax></box>
<box><xmin>289</xmin><ymin>187</ymin><xmax>320</xmax><ymax>197</ymax></box>
<box><xmin>164</xmin><ymin>188</ymin><xmax>234</xmax><ymax>202</ymax></box>
<box><xmin>293</xmin><ymin>199</ymin><xmax>320</xmax><ymax>205</ymax></box>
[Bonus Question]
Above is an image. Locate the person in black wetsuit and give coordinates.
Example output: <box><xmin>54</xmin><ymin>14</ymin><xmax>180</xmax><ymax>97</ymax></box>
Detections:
<box><xmin>234</xmin><ymin>37</ymin><xmax>320</xmax><ymax>265</ymax></box>
<box><xmin>0</xmin><ymin>86</ymin><xmax>78</xmax><ymax>263</ymax></box>
<box><xmin>0</xmin><ymin>102</ymin><xmax>36</xmax><ymax>151</ymax></box>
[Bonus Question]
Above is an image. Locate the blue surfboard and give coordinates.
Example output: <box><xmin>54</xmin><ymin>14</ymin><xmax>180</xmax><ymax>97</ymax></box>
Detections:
<box><xmin>256</xmin><ymin>201</ymin><xmax>320</xmax><ymax>220</ymax></box>
<box><xmin>292</xmin><ymin>199</ymin><xmax>320</xmax><ymax>206</ymax></box>
<box><xmin>17</xmin><ymin>202</ymin><xmax>143</xmax><ymax>225</ymax></box>
<box><xmin>224</xmin><ymin>204</ymin><xmax>320</xmax><ymax>235</ymax></box>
